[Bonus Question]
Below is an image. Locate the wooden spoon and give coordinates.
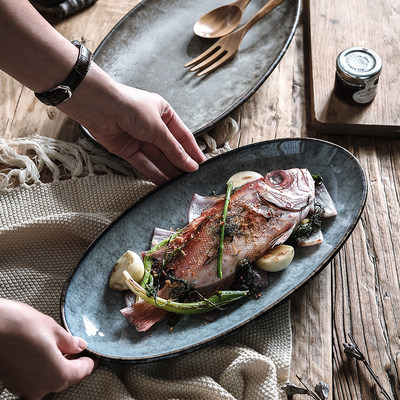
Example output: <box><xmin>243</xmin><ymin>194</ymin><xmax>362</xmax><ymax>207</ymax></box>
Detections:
<box><xmin>193</xmin><ymin>0</ymin><xmax>252</xmax><ymax>39</ymax></box>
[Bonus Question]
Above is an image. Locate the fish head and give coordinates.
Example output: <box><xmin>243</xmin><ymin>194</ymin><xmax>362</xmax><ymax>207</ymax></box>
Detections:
<box><xmin>260</xmin><ymin>168</ymin><xmax>315</xmax><ymax>212</ymax></box>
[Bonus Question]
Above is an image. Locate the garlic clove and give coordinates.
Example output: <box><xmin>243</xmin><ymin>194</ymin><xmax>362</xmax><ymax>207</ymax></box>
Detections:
<box><xmin>254</xmin><ymin>244</ymin><xmax>294</xmax><ymax>272</ymax></box>
<box><xmin>227</xmin><ymin>171</ymin><xmax>263</xmax><ymax>189</ymax></box>
<box><xmin>109</xmin><ymin>250</ymin><xmax>144</xmax><ymax>291</ymax></box>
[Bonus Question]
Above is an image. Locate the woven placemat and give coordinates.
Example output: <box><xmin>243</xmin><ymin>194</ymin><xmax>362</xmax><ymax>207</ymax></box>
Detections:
<box><xmin>0</xmin><ymin>131</ymin><xmax>291</xmax><ymax>400</ymax></box>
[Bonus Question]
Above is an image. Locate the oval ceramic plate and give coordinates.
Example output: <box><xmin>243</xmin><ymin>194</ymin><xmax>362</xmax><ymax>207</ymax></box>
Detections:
<box><xmin>61</xmin><ymin>138</ymin><xmax>367</xmax><ymax>361</ymax></box>
<box><xmin>85</xmin><ymin>0</ymin><xmax>300</xmax><ymax>139</ymax></box>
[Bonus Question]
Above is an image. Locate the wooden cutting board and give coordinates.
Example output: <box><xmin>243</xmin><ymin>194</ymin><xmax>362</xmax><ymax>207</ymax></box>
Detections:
<box><xmin>306</xmin><ymin>0</ymin><xmax>400</xmax><ymax>136</ymax></box>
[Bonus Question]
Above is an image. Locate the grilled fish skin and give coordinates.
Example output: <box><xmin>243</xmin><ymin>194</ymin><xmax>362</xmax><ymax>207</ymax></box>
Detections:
<box><xmin>154</xmin><ymin>168</ymin><xmax>315</xmax><ymax>290</ymax></box>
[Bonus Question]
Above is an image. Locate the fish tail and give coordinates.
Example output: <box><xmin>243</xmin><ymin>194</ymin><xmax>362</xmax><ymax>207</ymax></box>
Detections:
<box><xmin>120</xmin><ymin>302</ymin><xmax>168</xmax><ymax>332</ymax></box>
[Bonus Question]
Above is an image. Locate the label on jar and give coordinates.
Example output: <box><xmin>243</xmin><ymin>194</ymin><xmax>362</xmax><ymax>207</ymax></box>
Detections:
<box><xmin>352</xmin><ymin>84</ymin><xmax>378</xmax><ymax>104</ymax></box>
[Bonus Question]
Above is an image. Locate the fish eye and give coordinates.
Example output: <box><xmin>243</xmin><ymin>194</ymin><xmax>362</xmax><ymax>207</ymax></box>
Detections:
<box><xmin>266</xmin><ymin>170</ymin><xmax>294</xmax><ymax>188</ymax></box>
<box><xmin>270</xmin><ymin>172</ymin><xmax>284</xmax><ymax>185</ymax></box>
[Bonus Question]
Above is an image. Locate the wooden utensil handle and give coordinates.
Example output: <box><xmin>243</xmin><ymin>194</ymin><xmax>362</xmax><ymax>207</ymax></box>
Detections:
<box><xmin>240</xmin><ymin>0</ymin><xmax>285</xmax><ymax>35</ymax></box>
<box><xmin>232</xmin><ymin>0</ymin><xmax>253</xmax><ymax>13</ymax></box>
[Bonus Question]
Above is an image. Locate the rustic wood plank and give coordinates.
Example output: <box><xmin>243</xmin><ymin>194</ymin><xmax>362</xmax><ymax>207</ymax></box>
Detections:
<box><xmin>290</xmin><ymin>267</ymin><xmax>332</xmax><ymax>391</ymax></box>
<box><xmin>313</xmin><ymin>134</ymin><xmax>400</xmax><ymax>399</ymax></box>
<box><xmin>306</xmin><ymin>0</ymin><xmax>400</xmax><ymax>136</ymax></box>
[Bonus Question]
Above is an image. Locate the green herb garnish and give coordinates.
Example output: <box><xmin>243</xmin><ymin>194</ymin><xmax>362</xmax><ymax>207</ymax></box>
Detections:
<box><xmin>217</xmin><ymin>181</ymin><xmax>234</xmax><ymax>279</ymax></box>
<box><xmin>124</xmin><ymin>271</ymin><xmax>248</xmax><ymax>314</ymax></box>
<box><xmin>235</xmin><ymin>259</ymin><xmax>262</xmax><ymax>299</ymax></box>
<box><xmin>141</xmin><ymin>229</ymin><xmax>183</xmax><ymax>290</ymax></box>
<box><xmin>292</xmin><ymin>203</ymin><xmax>324</xmax><ymax>241</ymax></box>
<box><xmin>312</xmin><ymin>174</ymin><xmax>323</xmax><ymax>186</ymax></box>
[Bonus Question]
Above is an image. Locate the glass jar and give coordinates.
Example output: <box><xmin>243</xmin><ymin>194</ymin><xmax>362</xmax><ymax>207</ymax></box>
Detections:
<box><xmin>334</xmin><ymin>47</ymin><xmax>382</xmax><ymax>105</ymax></box>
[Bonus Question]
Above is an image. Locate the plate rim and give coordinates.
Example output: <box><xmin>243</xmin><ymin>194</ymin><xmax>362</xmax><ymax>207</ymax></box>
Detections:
<box><xmin>81</xmin><ymin>0</ymin><xmax>302</xmax><ymax>142</ymax></box>
<box><xmin>60</xmin><ymin>137</ymin><xmax>368</xmax><ymax>362</ymax></box>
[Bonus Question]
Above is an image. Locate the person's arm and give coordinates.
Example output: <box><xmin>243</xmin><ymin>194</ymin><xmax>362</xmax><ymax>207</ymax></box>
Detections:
<box><xmin>0</xmin><ymin>0</ymin><xmax>205</xmax><ymax>185</ymax></box>
<box><xmin>0</xmin><ymin>299</ymin><xmax>95</xmax><ymax>400</ymax></box>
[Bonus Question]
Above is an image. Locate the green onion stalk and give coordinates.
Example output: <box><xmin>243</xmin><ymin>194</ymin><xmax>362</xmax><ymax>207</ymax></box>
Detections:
<box><xmin>124</xmin><ymin>271</ymin><xmax>248</xmax><ymax>314</ymax></box>
<box><xmin>217</xmin><ymin>181</ymin><xmax>233</xmax><ymax>279</ymax></box>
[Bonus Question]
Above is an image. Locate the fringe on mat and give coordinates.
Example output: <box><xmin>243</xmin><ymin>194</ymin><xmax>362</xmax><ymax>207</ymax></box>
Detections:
<box><xmin>0</xmin><ymin>116</ymin><xmax>240</xmax><ymax>189</ymax></box>
<box><xmin>197</xmin><ymin>116</ymin><xmax>240</xmax><ymax>158</ymax></box>
<box><xmin>0</xmin><ymin>136</ymin><xmax>137</xmax><ymax>189</ymax></box>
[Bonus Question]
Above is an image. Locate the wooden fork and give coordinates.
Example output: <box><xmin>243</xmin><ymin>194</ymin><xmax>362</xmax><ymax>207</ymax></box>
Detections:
<box><xmin>185</xmin><ymin>0</ymin><xmax>285</xmax><ymax>76</ymax></box>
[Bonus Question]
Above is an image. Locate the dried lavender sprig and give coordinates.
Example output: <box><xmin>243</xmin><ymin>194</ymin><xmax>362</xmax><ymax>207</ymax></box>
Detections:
<box><xmin>315</xmin><ymin>381</ymin><xmax>329</xmax><ymax>399</ymax></box>
<box><xmin>343</xmin><ymin>334</ymin><xmax>393</xmax><ymax>400</ymax></box>
<box><xmin>282</xmin><ymin>376</ymin><xmax>329</xmax><ymax>399</ymax></box>
<box><xmin>281</xmin><ymin>382</ymin><xmax>308</xmax><ymax>397</ymax></box>
<box><xmin>296</xmin><ymin>375</ymin><xmax>325</xmax><ymax>400</ymax></box>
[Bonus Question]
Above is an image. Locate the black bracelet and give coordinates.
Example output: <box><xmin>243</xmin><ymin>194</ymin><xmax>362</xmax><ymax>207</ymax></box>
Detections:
<box><xmin>35</xmin><ymin>40</ymin><xmax>92</xmax><ymax>106</ymax></box>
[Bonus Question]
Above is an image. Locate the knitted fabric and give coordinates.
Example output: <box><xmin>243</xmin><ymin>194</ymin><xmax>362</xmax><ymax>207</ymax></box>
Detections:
<box><xmin>0</xmin><ymin>135</ymin><xmax>291</xmax><ymax>400</ymax></box>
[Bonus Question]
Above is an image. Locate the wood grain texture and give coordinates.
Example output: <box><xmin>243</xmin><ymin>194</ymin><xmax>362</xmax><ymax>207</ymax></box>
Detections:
<box><xmin>2</xmin><ymin>1</ymin><xmax>400</xmax><ymax>398</ymax></box>
<box><xmin>327</xmin><ymin>136</ymin><xmax>400</xmax><ymax>400</ymax></box>
<box><xmin>307</xmin><ymin>0</ymin><xmax>400</xmax><ymax>136</ymax></box>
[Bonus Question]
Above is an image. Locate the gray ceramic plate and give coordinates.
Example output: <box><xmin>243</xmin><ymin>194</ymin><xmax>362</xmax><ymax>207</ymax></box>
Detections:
<box><xmin>61</xmin><ymin>138</ymin><xmax>367</xmax><ymax>361</ymax></box>
<box><xmin>85</xmin><ymin>0</ymin><xmax>300</xmax><ymax>138</ymax></box>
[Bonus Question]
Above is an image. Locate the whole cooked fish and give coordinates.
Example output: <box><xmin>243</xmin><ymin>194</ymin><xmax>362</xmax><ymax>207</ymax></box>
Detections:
<box><xmin>121</xmin><ymin>168</ymin><xmax>316</xmax><ymax>331</ymax></box>
<box><xmin>152</xmin><ymin>168</ymin><xmax>315</xmax><ymax>290</ymax></box>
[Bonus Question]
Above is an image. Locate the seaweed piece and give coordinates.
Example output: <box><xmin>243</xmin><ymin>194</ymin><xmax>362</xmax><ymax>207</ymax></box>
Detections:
<box><xmin>235</xmin><ymin>259</ymin><xmax>262</xmax><ymax>299</ymax></box>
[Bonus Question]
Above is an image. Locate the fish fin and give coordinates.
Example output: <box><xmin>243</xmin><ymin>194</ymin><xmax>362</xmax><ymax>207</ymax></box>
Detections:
<box><xmin>151</xmin><ymin>227</ymin><xmax>175</xmax><ymax>247</ymax></box>
<box><xmin>269</xmin><ymin>223</ymin><xmax>297</xmax><ymax>248</ymax></box>
<box><xmin>188</xmin><ymin>193</ymin><xmax>224</xmax><ymax>222</ymax></box>
<box><xmin>315</xmin><ymin>183</ymin><xmax>338</xmax><ymax>218</ymax></box>
<box><xmin>120</xmin><ymin>302</ymin><xmax>168</xmax><ymax>332</ymax></box>
<box><xmin>297</xmin><ymin>228</ymin><xmax>324</xmax><ymax>247</ymax></box>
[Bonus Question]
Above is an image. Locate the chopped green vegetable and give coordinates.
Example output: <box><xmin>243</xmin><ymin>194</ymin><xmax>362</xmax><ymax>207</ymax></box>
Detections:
<box><xmin>217</xmin><ymin>181</ymin><xmax>234</xmax><ymax>279</ymax></box>
<box><xmin>235</xmin><ymin>259</ymin><xmax>262</xmax><ymax>299</ymax></box>
<box><xmin>312</xmin><ymin>174</ymin><xmax>323</xmax><ymax>186</ymax></box>
<box><xmin>124</xmin><ymin>271</ymin><xmax>248</xmax><ymax>314</ymax></box>
<box><xmin>140</xmin><ymin>229</ymin><xmax>183</xmax><ymax>289</ymax></box>
<box><xmin>292</xmin><ymin>203</ymin><xmax>324</xmax><ymax>240</ymax></box>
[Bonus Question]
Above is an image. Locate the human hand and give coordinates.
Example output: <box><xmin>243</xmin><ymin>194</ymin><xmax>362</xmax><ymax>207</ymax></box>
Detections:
<box><xmin>59</xmin><ymin>65</ymin><xmax>205</xmax><ymax>185</ymax></box>
<box><xmin>0</xmin><ymin>299</ymin><xmax>95</xmax><ymax>400</ymax></box>
<box><xmin>0</xmin><ymin>1</ymin><xmax>204</xmax><ymax>185</ymax></box>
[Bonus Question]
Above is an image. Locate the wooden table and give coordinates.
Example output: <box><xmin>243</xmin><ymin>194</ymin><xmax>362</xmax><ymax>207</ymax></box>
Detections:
<box><xmin>1</xmin><ymin>1</ymin><xmax>400</xmax><ymax>399</ymax></box>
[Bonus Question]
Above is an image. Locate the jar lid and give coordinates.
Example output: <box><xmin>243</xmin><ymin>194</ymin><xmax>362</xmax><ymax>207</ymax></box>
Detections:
<box><xmin>336</xmin><ymin>47</ymin><xmax>382</xmax><ymax>85</ymax></box>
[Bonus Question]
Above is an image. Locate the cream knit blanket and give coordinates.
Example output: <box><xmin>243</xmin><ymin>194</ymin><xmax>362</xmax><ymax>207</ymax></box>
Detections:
<box><xmin>0</xmin><ymin>134</ymin><xmax>291</xmax><ymax>400</ymax></box>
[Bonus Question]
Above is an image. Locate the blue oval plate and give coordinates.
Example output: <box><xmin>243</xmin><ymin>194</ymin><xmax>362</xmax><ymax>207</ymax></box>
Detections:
<box><xmin>61</xmin><ymin>138</ymin><xmax>367</xmax><ymax>361</ymax></box>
